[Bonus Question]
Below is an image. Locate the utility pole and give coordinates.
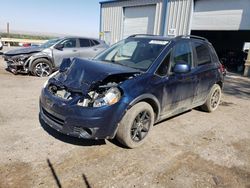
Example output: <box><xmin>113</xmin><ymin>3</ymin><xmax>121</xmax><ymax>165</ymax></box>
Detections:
<box><xmin>7</xmin><ymin>22</ymin><xmax>10</xmax><ymax>47</ymax></box>
<box><xmin>7</xmin><ymin>22</ymin><xmax>10</xmax><ymax>37</ymax></box>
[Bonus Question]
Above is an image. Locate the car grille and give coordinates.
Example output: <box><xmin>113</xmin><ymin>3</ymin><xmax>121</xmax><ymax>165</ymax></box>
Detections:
<box><xmin>42</xmin><ymin>108</ymin><xmax>64</xmax><ymax>126</ymax></box>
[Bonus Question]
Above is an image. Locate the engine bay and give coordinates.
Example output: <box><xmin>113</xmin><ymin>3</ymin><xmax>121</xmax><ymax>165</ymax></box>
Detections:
<box><xmin>48</xmin><ymin>72</ymin><xmax>139</xmax><ymax>107</ymax></box>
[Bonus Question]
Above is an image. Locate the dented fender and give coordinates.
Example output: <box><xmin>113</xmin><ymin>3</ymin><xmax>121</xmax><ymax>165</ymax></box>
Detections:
<box><xmin>27</xmin><ymin>52</ymin><xmax>54</xmax><ymax>71</ymax></box>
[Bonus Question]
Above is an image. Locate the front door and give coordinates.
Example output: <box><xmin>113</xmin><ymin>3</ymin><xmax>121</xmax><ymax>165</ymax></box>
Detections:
<box><xmin>52</xmin><ymin>38</ymin><xmax>79</xmax><ymax>67</ymax></box>
<box><xmin>156</xmin><ymin>41</ymin><xmax>198</xmax><ymax>116</ymax></box>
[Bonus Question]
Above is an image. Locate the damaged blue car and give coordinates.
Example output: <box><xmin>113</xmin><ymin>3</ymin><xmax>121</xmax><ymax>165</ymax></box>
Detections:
<box><xmin>39</xmin><ymin>35</ymin><xmax>225</xmax><ymax>148</ymax></box>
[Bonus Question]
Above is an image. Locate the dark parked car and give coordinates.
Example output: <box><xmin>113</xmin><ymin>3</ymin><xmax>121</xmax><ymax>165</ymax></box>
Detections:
<box><xmin>3</xmin><ymin>37</ymin><xmax>108</xmax><ymax>77</ymax></box>
<box><xmin>40</xmin><ymin>35</ymin><xmax>225</xmax><ymax>148</ymax></box>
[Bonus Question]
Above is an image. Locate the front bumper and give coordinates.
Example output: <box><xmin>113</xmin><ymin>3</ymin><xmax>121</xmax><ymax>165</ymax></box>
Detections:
<box><xmin>3</xmin><ymin>56</ymin><xmax>29</xmax><ymax>74</ymax></box>
<box><xmin>39</xmin><ymin>88</ymin><xmax>129</xmax><ymax>139</ymax></box>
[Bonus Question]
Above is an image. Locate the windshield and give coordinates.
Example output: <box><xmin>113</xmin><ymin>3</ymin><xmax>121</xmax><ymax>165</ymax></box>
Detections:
<box><xmin>94</xmin><ymin>37</ymin><xmax>169</xmax><ymax>71</ymax></box>
<box><xmin>40</xmin><ymin>38</ymin><xmax>61</xmax><ymax>48</ymax></box>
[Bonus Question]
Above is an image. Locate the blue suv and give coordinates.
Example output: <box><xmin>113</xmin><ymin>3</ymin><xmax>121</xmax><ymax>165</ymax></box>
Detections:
<box><xmin>39</xmin><ymin>35</ymin><xmax>225</xmax><ymax>148</ymax></box>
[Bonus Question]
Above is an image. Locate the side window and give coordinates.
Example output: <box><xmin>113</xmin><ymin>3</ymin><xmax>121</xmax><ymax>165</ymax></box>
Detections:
<box><xmin>80</xmin><ymin>39</ymin><xmax>91</xmax><ymax>47</ymax></box>
<box><xmin>156</xmin><ymin>52</ymin><xmax>171</xmax><ymax>77</ymax></box>
<box><xmin>171</xmin><ymin>42</ymin><xmax>192</xmax><ymax>71</ymax></box>
<box><xmin>91</xmin><ymin>40</ymin><xmax>100</xmax><ymax>46</ymax></box>
<box><xmin>61</xmin><ymin>38</ymin><xmax>76</xmax><ymax>48</ymax></box>
<box><xmin>194</xmin><ymin>42</ymin><xmax>211</xmax><ymax>66</ymax></box>
<box><xmin>209</xmin><ymin>45</ymin><xmax>219</xmax><ymax>62</ymax></box>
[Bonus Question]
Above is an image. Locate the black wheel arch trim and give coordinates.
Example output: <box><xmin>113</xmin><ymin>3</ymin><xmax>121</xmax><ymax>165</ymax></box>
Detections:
<box><xmin>27</xmin><ymin>55</ymin><xmax>54</xmax><ymax>71</ymax></box>
<box><xmin>128</xmin><ymin>94</ymin><xmax>161</xmax><ymax>122</ymax></box>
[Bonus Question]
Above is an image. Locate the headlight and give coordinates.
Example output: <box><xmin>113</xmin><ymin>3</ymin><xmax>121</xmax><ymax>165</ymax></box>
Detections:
<box><xmin>19</xmin><ymin>55</ymin><xmax>30</xmax><ymax>61</ymax></box>
<box><xmin>93</xmin><ymin>87</ymin><xmax>121</xmax><ymax>107</ymax></box>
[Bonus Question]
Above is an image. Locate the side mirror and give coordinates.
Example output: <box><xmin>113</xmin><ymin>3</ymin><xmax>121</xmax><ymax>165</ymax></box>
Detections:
<box><xmin>59</xmin><ymin>58</ymin><xmax>71</xmax><ymax>72</ymax></box>
<box><xmin>54</xmin><ymin>43</ymin><xmax>64</xmax><ymax>50</ymax></box>
<box><xmin>173</xmin><ymin>62</ymin><xmax>190</xmax><ymax>74</ymax></box>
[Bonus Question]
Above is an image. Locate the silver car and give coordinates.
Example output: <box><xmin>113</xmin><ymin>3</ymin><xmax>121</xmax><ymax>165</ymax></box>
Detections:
<box><xmin>3</xmin><ymin>37</ymin><xmax>108</xmax><ymax>77</ymax></box>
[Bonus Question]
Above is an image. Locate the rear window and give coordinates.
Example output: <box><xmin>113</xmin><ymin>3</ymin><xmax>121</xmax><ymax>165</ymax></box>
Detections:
<box><xmin>194</xmin><ymin>42</ymin><xmax>211</xmax><ymax>66</ymax></box>
<box><xmin>80</xmin><ymin>39</ymin><xmax>91</xmax><ymax>47</ymax></box>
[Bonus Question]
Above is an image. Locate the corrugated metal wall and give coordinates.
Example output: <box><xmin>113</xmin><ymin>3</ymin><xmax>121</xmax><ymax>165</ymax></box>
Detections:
<box><xmin>192</xmin><ymin>0</ymin><xmax>250</xmax><ymax>30</ymax></box>
<box><xmin>100</xmin><ymin>0</ymin><xmax>193</xmax><ymax>44</ymax></box>
<box><xmin>164</xmin><ymin>0</ymin><xmax>193</xmax><ymax>36</ymax></box>
<box><xmin>100</xmin><ymin>0</ymin><xmax>164</xmax><ymax>44</ymax></box>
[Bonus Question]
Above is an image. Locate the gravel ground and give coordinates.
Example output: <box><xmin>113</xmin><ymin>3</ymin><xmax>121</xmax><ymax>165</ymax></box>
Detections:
<box><xmin>0</xmin><ymin>51</ymin><xmax>249</xmax><ymax>188</ymax></box>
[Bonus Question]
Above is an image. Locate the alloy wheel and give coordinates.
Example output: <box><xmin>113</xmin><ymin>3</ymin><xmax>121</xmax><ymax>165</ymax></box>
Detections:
<box><xmin>130</xmin><ymin>110</ymin><xmax>151</xmax><ymax>142</ymax></box>
<box><xmin>210</xmin><ymin>88</ymin><xmax>220</xmax><ymax>109</ymax></box>
<box><xmin>35</xmin><ymin>62</ymin><xmax>51</xmax><ymax>77</ymax></box>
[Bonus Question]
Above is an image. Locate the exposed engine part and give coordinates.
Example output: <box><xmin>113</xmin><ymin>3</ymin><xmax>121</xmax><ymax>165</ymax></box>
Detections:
<box><xmin>78</xmin><ymin>82</ymin><xmax>121</xmax><ymax>107</ymax></box>
<box><xmin>77</xmin><ymin>91</ymin><xmax>99</xmax><ymax>107</ymax></box>
<box><xmin>48</xmin><ymin>85</ymin><xmax>72</xmax><ymax>100</ymax></box>
<box><xmin>49</xmin><ymin>72</ymin><xmax>139</xmax><ymax>106</ymax></box>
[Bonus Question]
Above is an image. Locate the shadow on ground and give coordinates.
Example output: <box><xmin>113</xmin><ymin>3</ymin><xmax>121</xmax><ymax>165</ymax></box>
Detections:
<box><xmin>47</xmin><ymin>158</ymin><xmax>93</xmax><ymax>188</ymax></box>
<box><xmin>223</xmin><ymin>73</ymin><xmax>250</xmax><ymax>100</ymax></box>
<box><xmin>39</xmin><ymin>116</ymin><xmax>105</xmax><ymax>146</ymax></box>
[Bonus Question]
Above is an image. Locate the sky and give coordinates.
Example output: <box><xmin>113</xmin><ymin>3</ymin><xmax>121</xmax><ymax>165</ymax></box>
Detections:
<box><xmin>0</xmin><ymin>0</ymin><xmax>103</xmax><ymax>37</ymax></box>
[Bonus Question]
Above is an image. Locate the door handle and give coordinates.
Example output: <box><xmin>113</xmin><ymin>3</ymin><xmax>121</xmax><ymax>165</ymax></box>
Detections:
<box><xmin>93</xmin><ymin>48</ymin><xmax>98</xmax><ymax>51</ymax></box>
<box><xmin>73</xmin><ymin>50</ymin><xmax>77</xmax><ymax>52</ymax></box>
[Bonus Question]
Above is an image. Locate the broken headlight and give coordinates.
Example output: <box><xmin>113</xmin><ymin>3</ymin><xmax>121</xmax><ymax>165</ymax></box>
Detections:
<box><xmin>15</xmin><ymin>54</ymin><xmax>29</xmax><ymax>61</ymax></box>
<box><xmin>93</xmin><ymin>87</ymin><xmax>121</xmax><ymax>107</ymax></box>
<box><xmin>77</xmin><ymin>87</ymin><xmax>121</xmax><ymax>108</ymax></box>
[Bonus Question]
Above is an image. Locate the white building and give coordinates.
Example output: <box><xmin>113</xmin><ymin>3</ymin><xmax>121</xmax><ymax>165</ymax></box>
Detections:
<box><xmin>99</xmin><ymin>0</ymin><xmax>250</xmax><ymax>55</ymax></box>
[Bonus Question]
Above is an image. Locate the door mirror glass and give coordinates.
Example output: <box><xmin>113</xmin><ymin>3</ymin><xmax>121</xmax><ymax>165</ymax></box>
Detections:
<box><xmin>54</xmin><ymin>43</ymin><xmax>64</xmax><ymax>51</ymax></box>
<box><xmin>171</xmin><ymin>41</ymin><xmax>192</xmax><ymax>73</ymax></box>
<box><xmin>173</xmin><ymin>62</ymin><xmax>190</xmax><ymax>74</ymax></box>
<box><xmin>59</xmin><ymin>58</ymin><xmax>71</xmax><ymax>72</ymax></box>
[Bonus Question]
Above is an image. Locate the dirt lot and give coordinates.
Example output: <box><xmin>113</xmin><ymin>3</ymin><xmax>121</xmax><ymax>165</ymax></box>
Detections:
<box><xmin>0</xmin><ymin>51</ymin><xmax>249</xmax><ymax>188</ymax></box>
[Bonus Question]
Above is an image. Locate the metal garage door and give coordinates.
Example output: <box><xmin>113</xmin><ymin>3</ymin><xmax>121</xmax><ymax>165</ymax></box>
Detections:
<box><xmin>192</xmin><ymin>0</ymin><xmax>250</xmax><ymax>30</ymax></box>
<box><xmin>123</xmin><ymin>5</ymin><xmax>156</xmax><ymax>38</ymax></box>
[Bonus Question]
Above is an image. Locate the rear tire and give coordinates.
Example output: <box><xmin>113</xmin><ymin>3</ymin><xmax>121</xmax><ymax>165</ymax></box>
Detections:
<box><xmin>31</xmin><ymin>58</ymin><xmax>52</xmax><ymax>77</ymax></box>
<box><xmin>116</xmin><ymin>102</ymin><xmax>154</xmax><ymax>148</ymax></box>
<box><xmin>201</xmin><ymin>84</ymin><xmax>222</xmax><ymax>112</ymax></box>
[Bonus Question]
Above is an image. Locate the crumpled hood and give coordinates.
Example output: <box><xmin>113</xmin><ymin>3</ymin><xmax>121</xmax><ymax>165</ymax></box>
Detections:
<box><xmin>4</xmin><ymin>46</ymin><xmax>43</xmax><ymax>56</ymax></box>
<box><xmin>52</xmin><ymin>58</ymin><xmax>140</xmax><ymax>93</ymax></box>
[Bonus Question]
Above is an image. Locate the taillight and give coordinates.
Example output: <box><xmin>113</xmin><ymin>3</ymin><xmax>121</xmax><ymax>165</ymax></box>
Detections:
<box><xmin>219</xmin><ymin>63</ymin><xmax>226</xmax><ymax>75</ymax></box>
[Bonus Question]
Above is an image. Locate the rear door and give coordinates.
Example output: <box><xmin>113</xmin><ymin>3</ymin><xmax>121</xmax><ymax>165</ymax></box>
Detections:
<box><xmin>52</xmin><ymin>38</ymin><xmax>79</xmax><ymax>67</ymax></box>
<box><xmin>192</xmin><ymin>41</ymin><xmax>218</xmax><ymax>104</ymax></box>
<box><xmin>78</xmin><ymin>38</ymin><xmax>104</xmax><ymax>59</ymax></box>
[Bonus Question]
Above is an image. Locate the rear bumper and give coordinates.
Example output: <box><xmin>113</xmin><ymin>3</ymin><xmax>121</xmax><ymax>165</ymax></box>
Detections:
<box><xmin>39</xmin><ymin>88</ymin><xmax>128</xmax><ymax>139</ymax></box>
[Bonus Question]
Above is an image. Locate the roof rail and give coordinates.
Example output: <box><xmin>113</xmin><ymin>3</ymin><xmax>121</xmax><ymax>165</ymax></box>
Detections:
<box><xmin>175</xmin><ymin>35</ymin><xmax>209</xmax><ymax>42</ymax></box>
<box><xmin>128</xmin><ymin>34</ymin><xmax>158</xmax><ymax>38</ymax></box>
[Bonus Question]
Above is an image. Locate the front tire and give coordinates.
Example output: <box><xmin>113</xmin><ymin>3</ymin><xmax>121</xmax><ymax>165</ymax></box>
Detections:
<box><xmin>116</xmin><ymin>102</ymin><xmax>154</xmax><ymax>148</ymax></box>
<box><xmin>31</xmin><ymin>58</ymin><xmax>52</xmax><ymax>77</ymax></box>
<box><xmin>201</xmin><ymin>84</ymin><xmax>222</xmax><ymax>112</ymax></box>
